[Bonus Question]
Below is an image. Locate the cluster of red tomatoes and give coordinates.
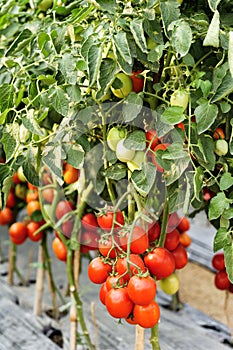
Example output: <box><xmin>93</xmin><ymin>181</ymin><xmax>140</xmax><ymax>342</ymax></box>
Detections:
<box><xmin>85</xmin><ymin>210</ymin><xmax>191</xmax><ymax>328</ymax></box>
<box><xmin>212</xmin><ymin>252</ymin><xmax>233</xmax><ymax>292</ymax></box>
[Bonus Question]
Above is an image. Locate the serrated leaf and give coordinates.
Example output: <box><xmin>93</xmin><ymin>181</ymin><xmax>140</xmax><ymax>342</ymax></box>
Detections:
<box><xmin>224</xmin><ymin>243</ymin><xmax>233</xmax><ymax>283</ymax></box>
<box><xmin>42</xmin><ymin>144</ymin><xmax>63</xmax><ymax>186</ymax></box>
<box><xmin>213</xmin><ymin>227</ymin><xmax>229</xmax><ymax>252</ymax></box>
<box><xmin>194</xmin><ymin>100</ymin><xmax>218</xmax><ymax>134</ymax></box>
<box><xmin>113</xmin><ymin>32</ymin><xmax>132</xmax><ymax>65</ymax></box>
<box><xmin>228</xmin><ymin>31</ymin><xmax>233</xmax><ymax>78</ymax></box>
<box><xmin>131</xmin><ymin>163</ymin><xmax>156</xmax><ymax>197</ymax></box>
<box><xmin>122</xmin><ymin>93</ymin><xmax>143</xmax><ymax>122</ymax></box>
<box><xmin>194</xmin><ymin>135</ymin><xmax>216</xmax><ymax>171</ymax></box>
<box><xmin>160</xmin><ymin>0</ymin><xmax>180</xmax><ymax>38</ymax></box>
<box><xmin>97</xmin><ymin>58</ymin><xmax>118</xmax><ymax>99</ymax></box>
<box><xmin>220</xmin><ymin>172</ymin><xmax>233</xmax><ymax>191</ymax></box>
<box><xmin>66</xmin><ymin>144</ymin><xmax>84</xmax><ymax>169</ymax></box>
<box><xmin>0</xmin><ymin>84</ymin><xmax>15</xmax><ymax>113</ymax></box>
<box><xmin>124</xmin><ymin>131</ymin><xmax>146</xmax><ymax>151</ymax></box>
<box><xmin>87</xmin><ymin>45</ymin><xmax>103</xmax><ymax>87</ymax></box>
<box><xmin>161</xmin><ymin>106</ymin><xmax>185</xmax><ymax>125</ymax></box>
<box><xmin>1</xmin><ymin>131</ymin><xmax>17</xmax><ymax>162</ymax></box>
<box><xmin>212</xmin><ymin>69</ymin><xmax>233</xmax><ymax>102</ymax></box>
<box><xmin>169</xmin><ymin>20</ymin><xmax>192</xmax><ymax>57</ymax></box>
<box><xmin>130</xmin><ymin>18</ymin><xmax>147</xmax><ymax>53</ymax></box>
<box><xmin>22</xmin><ymin>111</ymin><xmax>45</xmax><ymax>136</ymax></box>
<box><xmin>104</xmin><ymin>163</ymin><xmax>127</xmax><ymax>180</ymax></box>
<box><xmin>23</xmin><ymin>147</ymin><xmax>39</xmax><ymax>186</ymax></box>
<box><xmin>50</xmin><ymin>87</ymin><xmax>69</xmax><ymax>117</ymax></box>
<box><xmin>208</xmin><ymin>0</ymin><xmax>222</xmax><ymax>11</ymax></box>
<box><xmin>209</xmin><ymin>192</ymin><xmax>230</xmax><ymax>220</ymax></box>
<box><xmin>59</xmin><ymin>53</ymin><xmax>78</xmax><ymax>85</ymax></box>
<box><xmin>6</xmin><ymin>29</ymin><xmax>33</xmax><ymax>55</ymax></box>
<box><xmin>203</xmin><ymin>10</ymin><xmax>220</xmax><ymax>48</ymax></box>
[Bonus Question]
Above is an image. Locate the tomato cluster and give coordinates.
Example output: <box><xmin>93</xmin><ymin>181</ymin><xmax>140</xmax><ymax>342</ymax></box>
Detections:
<box><xmin>212</xmin><ymin>253</ymin><xmax>233</xmax><ymax>292</ymax></box>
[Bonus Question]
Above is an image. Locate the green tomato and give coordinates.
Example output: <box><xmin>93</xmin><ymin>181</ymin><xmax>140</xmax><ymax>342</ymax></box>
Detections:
<box><xmin>111</xmin><ymin>73</ymin><xmax>133</xmax><ymax>99</ymax></box>
<box><xmin>116</xmin><ymin>139</ymin><xmax>135</xmax><ymax>162</ymax></box>
<box><xmin>127</xmin><ymin>151</ymin><xmax>145</xmax><ymax>172</ymax></box>
<box><xmin>147</xmin><ymin>37</ymin><xmax>158</xmax><ymax>50</ymax></box>
<box><xmin>17</xmin><ymin>166</ymin><xmax>27</xmax><ymax>182</ymax></box>
<box><xmin>215</xmin><ymin>139</ymin><xmax>228</xmax><ymax>156</ymax></box>
<box><xmin>38</xmin><ymin>0</ymin><xmax>53</xmax><ymax>11</ymax></box>
<box><xmin>107</xmin><ymin>127</ymin><xmax>126</xmax><ymax>151</ymax></box>
<box><xmin>170</xmin><ymin>90</ymin><xmax>189</xmax><ymax>110</ymax></box>
<box><xmin>159</xmin><ymin>273</ymin><xmax>179</xmax><ymax>295</ymax></box>
<box><xmin>15</xmin><ymin>184</ymin><xmax>26</xmax><ymax>200</ymax></box>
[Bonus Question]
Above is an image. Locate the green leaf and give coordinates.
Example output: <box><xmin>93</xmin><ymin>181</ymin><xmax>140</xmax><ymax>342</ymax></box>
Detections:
<box><xmin>87</xmin><ymin>44</ymin><xmax>103</xmax><ymax>87</ymax></box>
<box><xmin>209</xmin><ymin>192</ymin><xmax>230</xmax><ymax>220</ymax></box>
<box><xmin>161</xmin><ymin>106</ymin><xmax>185</xmax><ymax>125</ymax></box>
<box><xmin>66</xmin><ymin>85</ymin><xmax>82</xmax><ymax>103</ymax></box>
<box><xmin>160</xmin><ymin>0</ymin><xmax>180</xmax><ymax>38</ymax></box>
<box><xmin>224</xmin><ymin>243</ymin><xmax>233</xmax><ymax>283</ymax></box>
<box><xmin>66</xmin><ymin>144</ymin><xmax>84</xmax><ymax>169</ymax></box>
<box><xmin>6</xmin><ymin>29</ymin><xmax>33</xmax><ymax>55</ymax></box>
<box><xmin>194</xmin><ymin>166</ymin><xmax>204</xmax><ymax>201</ymax></box>
<box><xmin>183</xmin><ymin>171</ymin><xmax>194</xmax><ymax>214</ymax></box>
<box><xmin>104</xmin><ymin>163</ymin><xmax>127</xmax><ymax>180</ymax></box>
<box><xmin>208</xmin><ymin>0</ymin><xmax>222</xmax><ymax>11</ymax></box>
<box><xmin>169</xmin><ymin>20</ymin><xmax>192</xmax><ymax>57</ymax></box>
<box><xmin>194</xmin><ymin>135</ymin><xmax>216</xmax><ymax>171</ymax></box>
<box><xmin>95</xmin><ymin>0</ymin><xmax>117</xmax><ymax>13</ymax></box>
<box><xmin>1</xmin><ymin>131</ymin><xmax>17</xmax><ymax>162</ymax></box>
<box><xmin>163</xmin><ymin>151</ymin><xmax>190</xmax><ymax>186</ymax></box>
<box><xmin>213</xmin><ymin>227</ymin><xmax>229</xmax><ymax>252</ymax></box>
<box><xmin>230</xmin><ymin>118</ymin><xmax>233</xmax><ymax>155</ymax></box>
<box><xmin>49</xmin><ymin>87</ymin><xmax>69</xmax><ymax>117</ymax></box>
<box><xmin>113</xmin><ymin>32</ymin><xmax>132</xmax><ymax>66</ymax></box>
<box><xmin>122</xmin><ymin>93</ymin><xmax>143</xmax><ymax>122</ymax></box>
<box><xmin>212</xmin><ymin>62</ymin><xmax>228</xmax><ymax>93</ymax></box>
<box><xmin>212</xmin><ymin>70</ymin><xmax>233</xmax><ymax>102</ymax></box>
<box><xmin>2</xmin><ymin>176</ymin><xmax>13</xmax><ymax>209</ymax></box>
<box><xmin>203</xmin><ymin>10</ymin><xmax>220</xmax><ymax>48</ymax></box>
<box><xmin>22</xmin><ymin>111</ymin><xmax>45</xmax><ymax>136</ymax></box>
<box><xmin>151</xmin><ymin>110</ymin><xmax>174</xmax><ymax>138</ymax></box>
<box><xmin>42</xmin><ymin>144</ymin><xmax>63</xmax><ymax>186</ymax></box>
<box><xmin>0</xmin><ymin>164</ymin><xmax>11</xmax><ymax>183</ymax></box>
<box><xmin>38</xmin><ymin>32</ymin><xmax>51</xmax><ymax>57</ymax></box>
<box><xmin>23</xmin><ymin>147</ymin><xmax>39</xmax><ymax>186</ymax></box>
<box><xmin>130</xmin><ymin>18</ymin><xmax>147</xmax><ymax>53</ymax></box>
<box><xmin>59</xmin><ymin>53</ymin><xmax>78</xmax><ymax>85</ymax></box>
<box><xmin>124</xmin><ymin>131</ymin><xmax>146</xmax><ymax>151</ymax></box>
<box><xmin>131</xmin><ymin>163</ymin><xmax>157</xmax><ymax>197</ymax></box>
<box><xmin>97</xmin><ymin>58</ymin><xmax>118</xmax><ymax>99</ymax></box>
<box><xmin>222</xmin><ymin>208</ymin><xmax>233</xmax><ymax>220</ymax></box>
<box><xmin>194</xmin><ymin>100</ymin><xmax>218</xmax><ymax>134</ymax></box>
<box><xmin>0</xmin><ymin>84</ymin><xmax>15</xmax><ymax>113</ymax></box>
<box><xmin>228</xmin><ymin>31</ymin><xmax>233</xmax><ymax>78</ymax></box>
<box><xmin>220</xmin><ymin>172</ymin><xmax>233</xmax><ymax>191</ymax></box>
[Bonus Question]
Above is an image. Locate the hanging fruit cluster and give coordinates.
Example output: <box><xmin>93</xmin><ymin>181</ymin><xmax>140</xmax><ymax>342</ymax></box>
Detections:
<box><xmin>212</xmin><ymin>252</ymin><xmax>233</xmax><ymax>293</ymax></box>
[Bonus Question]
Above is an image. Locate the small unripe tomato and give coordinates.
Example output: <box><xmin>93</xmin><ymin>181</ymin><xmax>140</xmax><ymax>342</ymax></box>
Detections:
<box><xmin>110</xmin><ymin>73</ymin><xmax>133</xmax><ymax>99</ymax></box>
<box><xmin>215</xmin><ymin>139</ymin><xmax>228</xmax><ymax>156</ymax></box>
<box><xmin>159</xmin><ymin>273</ymin><xmax>179</xmax><ymax>295</ymax></box>
<box><xmin>116</xmin><ymin>139</ymin><xmax>135</xmax><ymax>163</ymax></box>
<box><xmin>107</xmin><ymin>127</ymin><xmax>126</xmax><ymax>151</ymax></box>
<box><xmin>170</xmin><ymin>90</ymin><xmax>189</xmax><ymax>110</ymax></box>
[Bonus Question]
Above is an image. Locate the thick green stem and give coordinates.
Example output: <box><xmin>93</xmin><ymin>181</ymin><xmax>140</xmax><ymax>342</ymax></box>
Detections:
<box><xmin>150</xmin><ymin>324</ymin><xmax>161</xmax><ymax>350</ymax></box>
<box><xmin>8</xmin><ymin>241</ymin><xmax>27</xmax><ymax>286</ymax></box>
<box><xmin>158</xmin><ymin>197</ymin><xmax>169</xmax><ymax>248</ymax></box>
<box><xmin>169</xmin><ymin>291</ymin><xmax>183</xmax><ymax>311</ymax></box>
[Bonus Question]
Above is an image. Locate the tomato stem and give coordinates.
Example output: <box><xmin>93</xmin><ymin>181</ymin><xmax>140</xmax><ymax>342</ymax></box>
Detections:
<box><xmin>150</xmin><ymin>323</ymin><xmax>161</xmax><ymax>350</ymax></box>
<box><xmin>158</xmin><ymin>196</ymin><xmax>169</xmax><ymax>248</ymax></box>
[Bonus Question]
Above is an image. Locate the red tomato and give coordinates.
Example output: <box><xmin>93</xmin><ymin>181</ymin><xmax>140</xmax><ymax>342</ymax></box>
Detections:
<box><xmin>52</xmin><ymin>237</ymin><xmax>67</xmax><ymax>262</ymax></box>
<box><xmin>151</xmin><ymin>143</ymin><xmax>169</xmax><ymax>172</ymax></box>
<box><xmin>213</xmin><ymin>127</ymin><xmax>225</xmax><ymax>140</ymax></box>
<box><xmin>27</xmin><ymin>221</ymin><xmax>43</xmax><ymax>242</ymax></box>
<box><xmin>164</xmin><ymin>229</ymin><xmax>180</xmax><ymax>251</ymax></box>
<box><xmin>212</xmin><ymin>253</ymin><xmax>225</xmax><ymax>271</ymax></box>
<box><xmin>41</xmin><ymin>188</ymin><xmax>54</xmax><ymax>203</ymax></box>
<box><xmin>106</xmin><ymin>275</ymin><xmax>125</xmax><ymax>291</ymax></box>
<box><xmin>55</xmin><ymin>200</ymin><xmax>75</xmax><ymax>220</ymax></box>
<box><xmin>215</xmin><ymin>270</ymin><xmax>230</xmax><ymax>290</ymax></box>
<box><xmin>97</xmin><ymin>210</ymin><xmax>124</xmax><ymax>230</ymax></box>
<box><xmin>229</xmin><ymin>284</ymin><xmax>233</xmax><ymax>293</ymax></box>
<box><xmin>133</xmin><ymin>301</ymin><xmax>160</xmax><ymax>328</ymax></box>
<box><xmin>119</xmin><ymin>226</ymin><xmax>149</xmax><ymax>254</ymax></box>
<box><xmin>128</xmin><ymin>275</ymin><xmax>156</xmax><ymax>305</ymax></box>
<box><xmin>172</xmin><ymin>244</ymin><xmax>188</xmax><ymax>269</ymax></box>
<box><xmin>167</xmin><ymin>212</ymin><xmax>180</xmax><ymax>231</ymax></box>
<box><xmin>99</xmin><ymin>237</ymin><xmax>117</xmax><ymax>258</ymax></box>
<box><xmin>148</xmin><ymin>221</ymin><xmax>161</xmax><ymax>243</ymax></box>
<box><xmin>105</xmin><ymin>287</ymin><xmax>134</xmax><ymax>319</ymax></box>
<box><xmin>144</xmin><ymin>247</ymin><xmax>175</xmax><ymax>280</ymax></box>
<box><xmin>61</xmin><ymin>220</ymin><xmax>74</xmax><ymax>238</ymax></box>
<box><xmin>6</xmin><ymin>192</ymin><xmax>16</xmax><ymax>208</ymax></box>
<box><xmin>88</xmin><ymin>257</ymin><xmax>112</xmax><ymax>284</ymax></box>
<box><xmin>82</xmin><ymin>213</ymin><xmax>98</xmax><ymax>231</ymax></box>
<box><xmin>146</xmin><ymin>130</ymin><xmax>160</xmax><ymax>150</ymax></box>
<box><xmin>9</xmin><ymin>222</ymin><xmax>28</xmax><ymax>241</ymax></box>
<box><xmin>130</xmin><ymin>70</ymin><xmax>144</xmax><ymax>93</ymax></box>
<box><xmin>10</xmin><ymin>235</ymin><xmax>27</xmax><ymax>245</ymax></box>
<box><xmin>0</xmin><ymin>207</ymin><xmax>13</xmax><ymax>225</ymax></box>
<box><xmin>175</xmin><ymin>122</ymin><xmax>185</xmax><ymax>131</ymax></box>
<box><xmin>99</xmin><ymin>282</ymin><xmax>108</xmax><ymax>305</ymax></box>
<box><xmin>116</xmin><ymin>254</ymin><xmax>146</xmax><ymax>282</ymax></box>
<box><xmin>12</xmin><ymin>172</ymin><xmax>21</xmax><ymax>184</ymax></box>
<box><xmin>177</xmin><ymin>216</ymin><xmax>190</xmax><ymax>232</ymax></box>
<box><xmin>125</xmin><ymin>316</ymin><xmax>138</xmax><ymax>325</ymax></box>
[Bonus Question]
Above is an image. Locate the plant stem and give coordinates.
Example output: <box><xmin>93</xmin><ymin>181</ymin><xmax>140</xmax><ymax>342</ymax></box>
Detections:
<box><xmin>8</xmin><ymin>241</ymin><xmax>27</xmax><ymax>286</ymax></box>
<box><xmin>158</xmin><ymin>196</ymin><xmax>169</xmax><ymax>248</ymax></box>
<box><xmin>150</xmin><ymin>324</ymin><xmax>161</xmax><ymax>350</ymax></box>
<box><xmin>33</xmin><ymin>242</ymin><xmax>45</xmax><ymax>316</ymax></box>
<box><xmin>169</xmin><ymin>291</ymin><xmax>183</xmax><ymax>311</ymax></box>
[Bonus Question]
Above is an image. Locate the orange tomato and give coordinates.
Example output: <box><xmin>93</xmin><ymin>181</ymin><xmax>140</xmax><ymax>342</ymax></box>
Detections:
<box><xmin>26</xmin><ymin>190</ymin><xmax>39</xmax><ymax>203</ymax></box>
<box><xmin>27</xmin><ymin>221</ymin><xmax>43</xmax><ymax>242</ymax></box>
<box><xmin>63</xmin><ymin>163</ymin><xmax>79</xmax><ymax>184</ymax></box>
<box><xmin>27</xmin><ymin>200</ymin><xmax>41</xmax><ymax>216</ymax></box>
<box><xmin>9</xmin><ymin>222</ymin><xmax>28</xmax><ymax>243</ymax></box>
<box><xmin>52</xmin><ymin>237</ymin><xmax>67</xmax><ymax>262</ymax></box>
<box><xmin>179</xmin><ymin>232</ymin><xmax>192</xmax><ymax>248</ymax></box>
<box><xmin>0</xmin><ymin>207</ymin><xmax>13</xmax><ymax>225</ymax></box>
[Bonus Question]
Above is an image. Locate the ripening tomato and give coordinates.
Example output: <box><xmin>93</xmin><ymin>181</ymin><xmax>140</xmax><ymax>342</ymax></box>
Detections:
<box><xmin>177</xmin><ymin>216</ymin><xmax>190</xmax><ymax>232</ymax></box>
<box><xmin>27</xmin><ymin>200</ymin><xmax>41</xmax><ymax>217</ymax></box>
<box><xmin>0</xmin><ymin>207</ymin><xmax>13</xmax><ymax>225</ymax></box>
<box><xmin>179</xmin><ymin>232</ymin><xmax>192</xmax><ymax>248</ymax></box>
<box><xmin>82</xmin><ymin>213</ymin><xmax>98</xmax><ymax>231</ymax></box>
<box><xmin>26</xmin><ymin>190</ymin><xmax>39</xmax><ymax>203</ymax></box>
<box><xmin>145</xmin><ymin>130</ymin><xmax>160</xmax><ymax>150</ymax></box>
<box><xmin>151</xmin><ymin>143</ymin><xmax>169</xmax><ymax>172</ymax></box>
<box><xmin>41</xmin><ymin>188</ymin><xmax>54</xmax><ymax>203</ymax></box>
<box><xmin>27</xmin><ymin>182</ymin><xmax>37</xmax><ymax>190</ymax></box>
<box><xmin>170</xmin><ymin>90</ymin><xmax>189</xmax><ymax>110</ymax></box>
<box><xmin>27</xmin><ymin>221</ymin><xmax>43</xmax><ymax>242</ymax></box>
<box><xmin>105</xmin><ymin>287</ymin><xmax>134</xmax><ymax>319</ymax></box>
<box><xmin>88</xmin><ymin>257</ymin><xmax>112</xmax><ymax>284</ymax></box>
<box><xmin>164</xmin><ymin>229</ymin><xmax>180</xmax><ymax>251</ymax></box>
<box><xmin>6</xmin><ymin>192</ymin><xmax>16</xmax><ymax>208</ymax></box>
<box><xmin>130</xmin><ymin>70</ymin><xmax>144</xmax><ymax>93</ymax></box>
<box><xmin>212</xmin><ymin>253</ymin><xmax>225</xmax><ymax>271</ymax></box>
<box><xmin>172</xmin><ymin>243</ymin><xmax>188</xmax><ymax>269</ymax></box>
<box><xmin>167</xmin><ymin>212</ymin><xmax>180</xmax><ymax>231</ymax></box>
<box><xmin>9</xmin><ymin>222</ymin><xmax>28</xmax><ymax>242</ymax></box>
<box><xmin>148</xmin><ymin>221</ymin><xmax>161</xmax><ymax>242</ymax></box>
<box><xmin>80</xmin><ymin>230</ymin><xmax>99</xmax><ymax>252</ymax></box>
<box><xmin>61</xmin><ymin>220</ymin><xmax>74</xmax><ymax>238</ymax></box>
<box><xmin>215</xmin><ymin>139</ymin><xmax>228</xmax><ymax>156</ymax></box>
<box><xmin>99</xmin><ymin>237</ymin><xmax>117</xmax><ymax>258</ymax></box>
<box><xmin>144</xmin><ymin>247</ymin><xmax>175</xmax><ymax>280</ymax></box>
<box><xmin>105</xmin><ymin>275</ymin><xmax>125</xmax><ymax>291</ymax></box>
<box><xmin>213</xmin><ymin>127</ymin><xmax>225</xmax><ymax>140</ymax></box>
<box><xmin>97</xmin><ymin>210</ymin><xmax>124</xmax><ymax>230</ymax></box>
<box><xmin>215</xmin><ymin>270</ymin><xmax>230</xmax><ymax>290</ymax></box>
<box><xmin>111</xmin><ymin>73</ymin><xmax>133</xmax><ymax>99</ymax></box>
<box><xmin>128</xmin><ymin>275</ymin><xmax>156</xmax><ymax>305</ymax></box>
<box><xmin>63</xmin><ymin>163</ymin><xmax>79</xmax><ymax>184</ymax></box>
<box><xmin>99</xmin><ymin>282</ymin><xmax>108</xmax><ymax>305</ymax></box>
<box><xmin>159</xmin><ymin>273</ymin><xmax>179</xmax><ymax>295</ymax></box>
<box><xmin>52</xmin><ymin>237</ymin><xmax>67</xmax><ymax>262</ymax></box>
<box><xmin>133</xmin><ymin>301</ymin><xmax>160</xmax><ymax>328</ymax></box>
<box><xmin>55</xmin><ymin>200</ymin><xmax>75</xmax><ymax>220</ymax></box>
<box><xmin>119</xmin><ymin>226</ymin><xmax>149</xmax><ymax>254</ymax></box>
<box><xmin>116</xmin><ymin>254</ymin><xmax>146</xmax><ymax>282</ymax></box>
